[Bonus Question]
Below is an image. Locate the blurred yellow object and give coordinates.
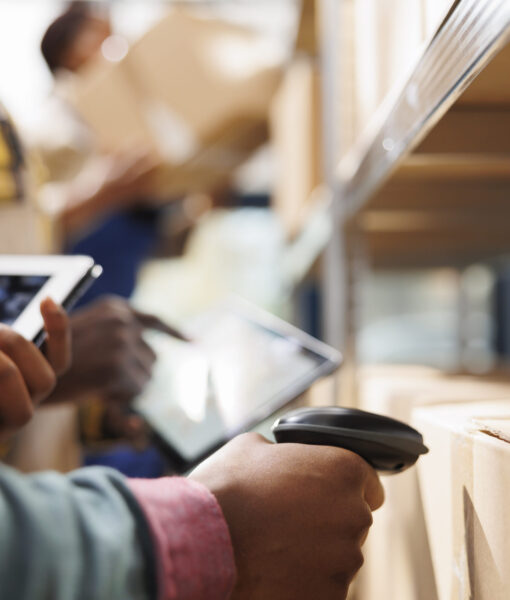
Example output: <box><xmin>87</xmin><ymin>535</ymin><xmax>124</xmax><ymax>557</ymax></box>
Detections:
<box><xmin>0</xmin><ymin>103</ymin><xmax>53</xmax><ymax>253</ymax></box>
<box><xmin>0</xmin><ymin>171</ymin><xmax>17</xmax><ymax>203</ymax></box>
<box><xmin>0</xmin><ymin>132</ymin><xmax>11</xmax><ymax>169</ymax></box>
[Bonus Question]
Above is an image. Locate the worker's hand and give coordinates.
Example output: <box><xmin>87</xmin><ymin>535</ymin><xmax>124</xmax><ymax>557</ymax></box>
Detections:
<box><xmin>190</xmin><ymin>433</ymin><xmax>384</xmax><ymax>600</ymax></box>
<box><xmin>56</xmin><ymin>149</ymin><xmax>161</xmax><ymax>240</ymax></box>
<box><xmin>47</xmin><ymin>296</ymin><xmax>179</xmax><ymax>405</ymax></box>
<box><xmin>0</xmin><ymin>298</ymin><xmax>70</xmax><ymax>437</ymax></box>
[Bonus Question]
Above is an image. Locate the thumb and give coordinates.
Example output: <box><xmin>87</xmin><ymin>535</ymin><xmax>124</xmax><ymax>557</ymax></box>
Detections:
<box><xmin>40</xmin><ymin>297</ymin><xmax>71</xmax><ymax>375</ymax></box>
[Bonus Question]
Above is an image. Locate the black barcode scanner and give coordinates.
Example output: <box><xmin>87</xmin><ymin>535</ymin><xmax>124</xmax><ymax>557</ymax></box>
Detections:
<box><xmin>272</xmin><ymin>407</ymin><xmax>428</xmax><ymax>474</ymax></box>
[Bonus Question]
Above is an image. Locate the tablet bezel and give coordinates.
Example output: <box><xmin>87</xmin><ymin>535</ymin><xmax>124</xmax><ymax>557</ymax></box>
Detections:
<box><xmin>137</xmin><ymin>299</ymin><xmax>343</xmax><ymax>473</ymax></box>
<box><xmin>0</xmin><ymin>255</ymin><xmax>97</xmax><ymax>342</ymax></box>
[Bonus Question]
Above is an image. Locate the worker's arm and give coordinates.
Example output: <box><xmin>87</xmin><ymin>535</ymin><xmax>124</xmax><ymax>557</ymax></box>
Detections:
<box><xmin>0</xmin><ymin>464</ymin><xmax>236</xmax><ymax>600</ymax></box>
<box><xmin>0</xmin><ymin>433</ymin><xmax>384</xmax><ymax>600</ymax></box>
<box><xmin>0</xmin><ymin>465</ymin><xmax>155</xmax><ymax>600</ymax></box>
<box><xmin>40</xmin><ymin>151</ymin><xmax>159</xmax><ymax>242</ymax></box>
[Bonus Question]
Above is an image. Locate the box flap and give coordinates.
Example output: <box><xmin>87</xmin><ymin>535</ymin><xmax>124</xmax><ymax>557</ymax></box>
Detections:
<box><xmin>472</xmin><ymin>417</ymin><xmax>510</xmax><ymax>444</ymax></box>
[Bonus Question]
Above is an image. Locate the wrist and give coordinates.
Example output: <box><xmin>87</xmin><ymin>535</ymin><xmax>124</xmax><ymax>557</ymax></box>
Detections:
<box><xmin>129</xmin><ymin>477</ymin><xmax>236</xmax><ymax>600</ymax></box>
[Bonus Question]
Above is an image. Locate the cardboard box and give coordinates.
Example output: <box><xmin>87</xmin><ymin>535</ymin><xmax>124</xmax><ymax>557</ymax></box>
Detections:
<box><xmin>423</xmin><ymin>0</ymin><xmax>452</xmax><ymax>38</ymax></box>
<box><xmin>337</xmin><ymin>0</ymin><xmax>359</xmax><ymax>157</ymax></box>
<box><xmin>5</xmin><ymin>405</ymin><xmax>81</xmax><ymax>474</ymax></box>
<box><xmin>68</xmin><ymin>10</ymin><xmax>282</xmax><ymax>196</ymax></box>
<box><xmin>414</xmin><ymin>400</ymin><xmax>510</xmax><ymax>600</ymax></box>
<box><xmin>270</xmin><ymin>58</ymin><xmax>322</xmax><ymax>239</ymax></box>
<box><xmin>354</xmin><ymin>0</ymin><xmax>426</xmax><ymax>131</ymax></box>
<box><xmin>357</xmin><ymin>366</ymin><xmax>443</xmax><ymax>600</ymax></box>
<box><xmin>357</xmin><ymin>366</ymin><xmax>510</xmax><ymax>600</ymax></box>
<box><xmin>154</xmin><ymin>117</ymin><xmax>269</xmax><ymax>197</ymax></box>
<box><xmin>0</xmin><ymin>203</ymin><xmax>50</xmax><ymax>254</ymax></box>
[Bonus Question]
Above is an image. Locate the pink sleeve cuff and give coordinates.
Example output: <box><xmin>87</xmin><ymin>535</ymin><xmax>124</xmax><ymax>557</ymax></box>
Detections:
<box><xmin>128</xmin><ymin>477</ymin><xmax>236</xmax><ymax>600</ymax></box>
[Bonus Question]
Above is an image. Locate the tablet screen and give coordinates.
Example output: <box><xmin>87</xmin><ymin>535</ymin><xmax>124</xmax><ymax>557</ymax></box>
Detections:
<box><xmin>134</xmin><ymin>307</ymin><xmax>339</xmax><ymax>465</ymax></box>
<box><xmin>0</xmin><ymin>275</ymin><xmax>49</xmax><ymax>326</ymax></box>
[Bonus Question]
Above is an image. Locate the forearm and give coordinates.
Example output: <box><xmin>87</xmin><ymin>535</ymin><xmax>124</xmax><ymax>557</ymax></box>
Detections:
<box><xmin>59</xmin><ymin>193</ymin><xmax>105</xmax><ymax>239</ymax></box>
<box><xmin>57</xmin><ymin>181</ymin><xmax>120</xmax><ymax>241</ymax></box>
<box><xmin>39</xmin><ymin>163</ymin><xmax>124</xmax><ymax>242</ymax></box>
<box><xmin>39</xmin><ymin>151</ymin><xmax>158</xmax><ymax>241</ymax></box>
<box><xmin>0</xmin><ymin>464</ymin><xmax>156</xmax><ymax>600</ymax></box>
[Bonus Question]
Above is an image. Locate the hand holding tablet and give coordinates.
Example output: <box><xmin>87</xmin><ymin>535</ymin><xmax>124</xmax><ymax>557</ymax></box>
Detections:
<box><xmin>134</xmin><ymin>300</ymin><xmax>342</xmax><ymax>471</ymax></box>
<box><xmin>0</xmin><ymin>297</ymin><xmax>71</xmax><ymax>438</ymax></box>
<box><xmin>0</xmin><ymin>255</ymin><xmax>102</xmax><ymax>346</ymax></box>
<box><xmin>49</xmin><ymin>296</ymin><xmax>187</xmax><ymax>406</ymax></box>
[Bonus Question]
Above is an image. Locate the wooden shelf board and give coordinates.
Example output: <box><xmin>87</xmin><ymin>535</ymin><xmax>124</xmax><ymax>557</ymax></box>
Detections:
<box><xmin>360</xmin><ymin>210</ymin><xmax>510</xmax><ymax>232</ymax></box>
<box><xmin>398</xmin><ymin>154</ymin><xmax>510</xmax><ymax>180</ymax></box>
<box><xmin>458</xmin><ymin>39</ymin><xmax>510</xmax><ymax>105</ymax></box>
<box><xmin>361</xmin><ymin>213</ymin><xmax>510</xmax><ymax>268</ymax></box>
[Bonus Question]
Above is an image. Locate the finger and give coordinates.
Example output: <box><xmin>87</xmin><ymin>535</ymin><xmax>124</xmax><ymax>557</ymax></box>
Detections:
<box><xmin>132</xmin><ymin>309</ymin><xmax>190</xmax><ymax>342</ymax></box>
<box><xmin>0</xmin><ymin>351</ymin><xmax>34</xmax><ymax>431</ymax></box>
<box><xmin>40</xmin><ymin>298</ymin><xmax>71</xmax><ymax>375</ymax></box>
<box><xmin>0</xmin><ymin>325</ymin><xmax>56</xmax><ymax>405</ymax></box>
<box><xmin>363</xmin><ymin>468</ymin><xmax>385</xmax><ymax>511</ymax></box>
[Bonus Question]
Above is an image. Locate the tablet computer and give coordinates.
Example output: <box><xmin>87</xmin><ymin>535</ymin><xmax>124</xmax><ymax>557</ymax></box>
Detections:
<box><xmin>0</xmin><ymin>255</ymin><xmax>102</xmax><ymax>345</ymax></box>
<box><xmin>134</xmin><ymin>300</ymin><xmax>342</xmax><ymax>471</ymax></box>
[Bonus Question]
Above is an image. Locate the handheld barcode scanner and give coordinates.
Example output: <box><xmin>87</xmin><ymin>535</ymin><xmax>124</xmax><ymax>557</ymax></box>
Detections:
<box><xmin>272</xmin><ymin>407</ymin><xmax>428</xmax><ymax>474</ymax></box>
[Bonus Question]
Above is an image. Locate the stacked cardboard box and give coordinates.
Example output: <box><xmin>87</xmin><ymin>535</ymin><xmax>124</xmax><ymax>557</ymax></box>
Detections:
<box><xmin>356</xmin><ymin>366</ymin><xmax>510</xmax><ymax>600</ymax></box>
<box><xmin>353</xmin><ymin>0</ymin><xmax>426</xmax><ymax>133</ymax></box>
<box><xmin>351</xmin><ymin>0</ymin><xmax>453</xmax><ymax>138</ymax></box>
<box><xmin>5</xmin><ymin>405</ymin><xmax>81</xmax><ymax>474</ymax></box>
<box><xmin>414</xmin><ymin>400</ymin><xmax>510</xmax><ymax>600</ymax></box>
<box><xmin>270</xmin><ymin>58</ymin><xmax>322</xmax><ymax>240</ymax></box>
<box><xmin>423</xmin><ymin>0</ymin><xmax>454</xmax><ymax>38</ymax></box>
<box><xmin>0</xmin><ymin>204</ymin><xmax>49</xmax><ymax>254</ymax></box>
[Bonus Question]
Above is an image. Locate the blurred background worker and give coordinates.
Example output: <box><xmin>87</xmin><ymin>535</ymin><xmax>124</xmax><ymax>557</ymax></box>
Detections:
<box><xmin>37</xmin><ymin>1</ymin><xmax>163</xmax><ymax>305</ymax></box>
<box><xmin>34</xmin><ymin>0</ymin><xmax>284</xmax><ymax>308</ymax></box>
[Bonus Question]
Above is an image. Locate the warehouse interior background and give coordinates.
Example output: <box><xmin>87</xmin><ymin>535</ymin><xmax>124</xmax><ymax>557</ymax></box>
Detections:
<box><xmin>2</xmin><ymin>1</ymin><xmax>510</xmax><ymax>599</ymax></box>
<box><xmin>2</xmin><ymin>0</ymin><xmax>497</xmax><ymax>374</ymax></box>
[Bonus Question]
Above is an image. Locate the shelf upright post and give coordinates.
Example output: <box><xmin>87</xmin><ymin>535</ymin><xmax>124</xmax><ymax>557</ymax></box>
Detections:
<box><xmin>319</xmin><ymin>0</ymin><xmax>345</xmax><ymax>351</ymax></box>
<box><xmin>319</xmin><ymin>0</ymin><xmax>363</xmax><ymax>409</ymax></box>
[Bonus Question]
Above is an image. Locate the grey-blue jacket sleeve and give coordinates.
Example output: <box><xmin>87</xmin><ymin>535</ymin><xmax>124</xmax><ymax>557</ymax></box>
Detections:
<box><xmin>0</xmin><ymin>463</ymin><xmax>158</xmax><ymax>600</ymax></box>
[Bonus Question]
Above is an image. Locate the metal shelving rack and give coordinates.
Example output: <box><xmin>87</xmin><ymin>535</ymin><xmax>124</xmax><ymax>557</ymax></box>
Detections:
<box><xmin>318</xmin><ymin>0</ymin><xmax>510</xmax><ymax>386</ymax></box>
